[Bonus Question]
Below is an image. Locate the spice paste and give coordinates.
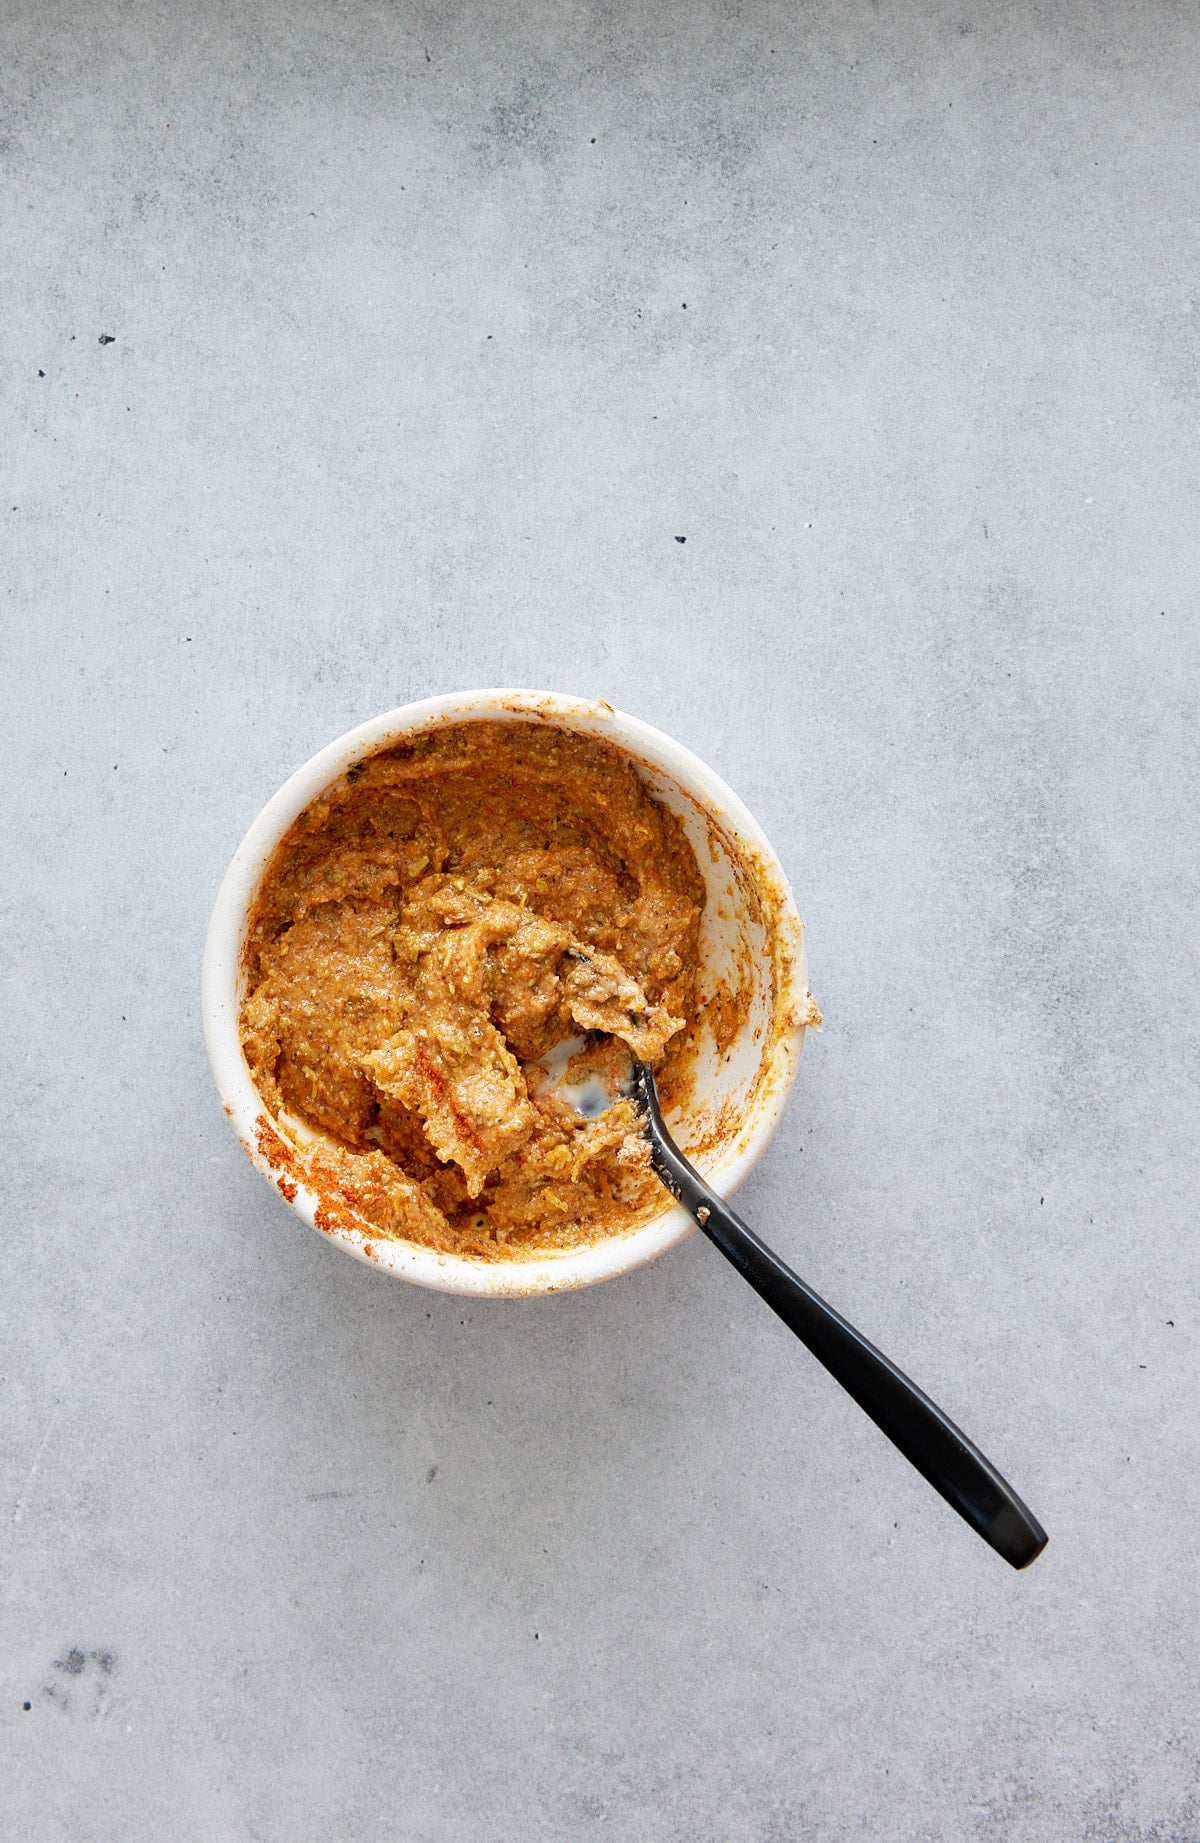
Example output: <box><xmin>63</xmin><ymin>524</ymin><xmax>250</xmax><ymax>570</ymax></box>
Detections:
<box><xmin>240</xmin><ymin>721</ymin><xmax>706</xmax><ymax>1257</ymax></box>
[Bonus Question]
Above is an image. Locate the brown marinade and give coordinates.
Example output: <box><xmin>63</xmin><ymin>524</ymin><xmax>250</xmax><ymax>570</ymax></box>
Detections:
<box><xmin>240</xmin><ymin>720</ymin><xmax>705</xmax><ymax>1257</ymax></box>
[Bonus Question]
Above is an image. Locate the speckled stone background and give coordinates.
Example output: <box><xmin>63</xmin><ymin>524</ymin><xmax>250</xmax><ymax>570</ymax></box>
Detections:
<box><xmin>3</xmin><ymin>0</ymin><xmax>1198</xmax><ymax>1837</ymax></box>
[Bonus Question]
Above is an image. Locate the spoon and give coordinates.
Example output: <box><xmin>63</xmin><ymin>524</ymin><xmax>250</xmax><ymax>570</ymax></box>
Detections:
<box><xmin>554</xmin><ymin>1046</ymin><xmax>1048</xmax><ymax>1570</ymax></box>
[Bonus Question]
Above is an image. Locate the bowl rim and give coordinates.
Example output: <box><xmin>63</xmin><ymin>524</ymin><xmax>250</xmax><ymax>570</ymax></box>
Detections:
<box><xmin>201</xmin><ymin>688</ymin><xmax>810</xmax><ymax>1296</ymax></box>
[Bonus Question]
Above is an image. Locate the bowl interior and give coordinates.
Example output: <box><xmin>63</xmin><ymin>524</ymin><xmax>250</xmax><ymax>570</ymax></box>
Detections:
<box><xmin>203</xmin><ymin>693</ymin><xmax>808</xmax><ymax>1295</ymax></box>
<box><xmin>629</xmin><ymin>760</ymin><xmax>794</xmax><ymax>1169</ymax></box>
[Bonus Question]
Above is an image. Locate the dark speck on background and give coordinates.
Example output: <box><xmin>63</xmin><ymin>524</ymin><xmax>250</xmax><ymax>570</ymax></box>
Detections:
<box><xmin>98</xmin><ymin>334</ymin><xmax>115</xmax><ymax>345</ymax></box>
<box><xmin>675</xmin><ymin>535</ymin><xmax>686</xmax><ymax>543</ymax></box>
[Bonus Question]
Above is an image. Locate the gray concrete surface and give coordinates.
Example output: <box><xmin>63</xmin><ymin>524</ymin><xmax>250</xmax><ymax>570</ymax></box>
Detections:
<box><xmin>3</xmin><ymin>0</ymin><xmax>1199</xmax><ymax>1836</ymax></box>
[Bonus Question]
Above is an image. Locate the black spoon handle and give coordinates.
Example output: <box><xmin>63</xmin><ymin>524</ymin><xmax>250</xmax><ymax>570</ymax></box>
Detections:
<box><xmin>631</xmin><ymin>1065</ymin><xmax>1048</xmax><ymax>1570</ymax></box>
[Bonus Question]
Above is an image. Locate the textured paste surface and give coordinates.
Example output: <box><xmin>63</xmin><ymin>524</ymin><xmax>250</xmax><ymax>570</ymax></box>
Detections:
<box><xmin>240</xmin><ymin>721</ymin><xmax>705</xmax><ymax>1255</ymax></box>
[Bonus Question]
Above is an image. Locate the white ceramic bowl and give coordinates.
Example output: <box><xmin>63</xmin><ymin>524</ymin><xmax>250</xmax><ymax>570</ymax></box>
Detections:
<box><xmin>202</xmin><ymin>690</ymin><xmax>815</xmax><ymax>1295</ymax></box>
